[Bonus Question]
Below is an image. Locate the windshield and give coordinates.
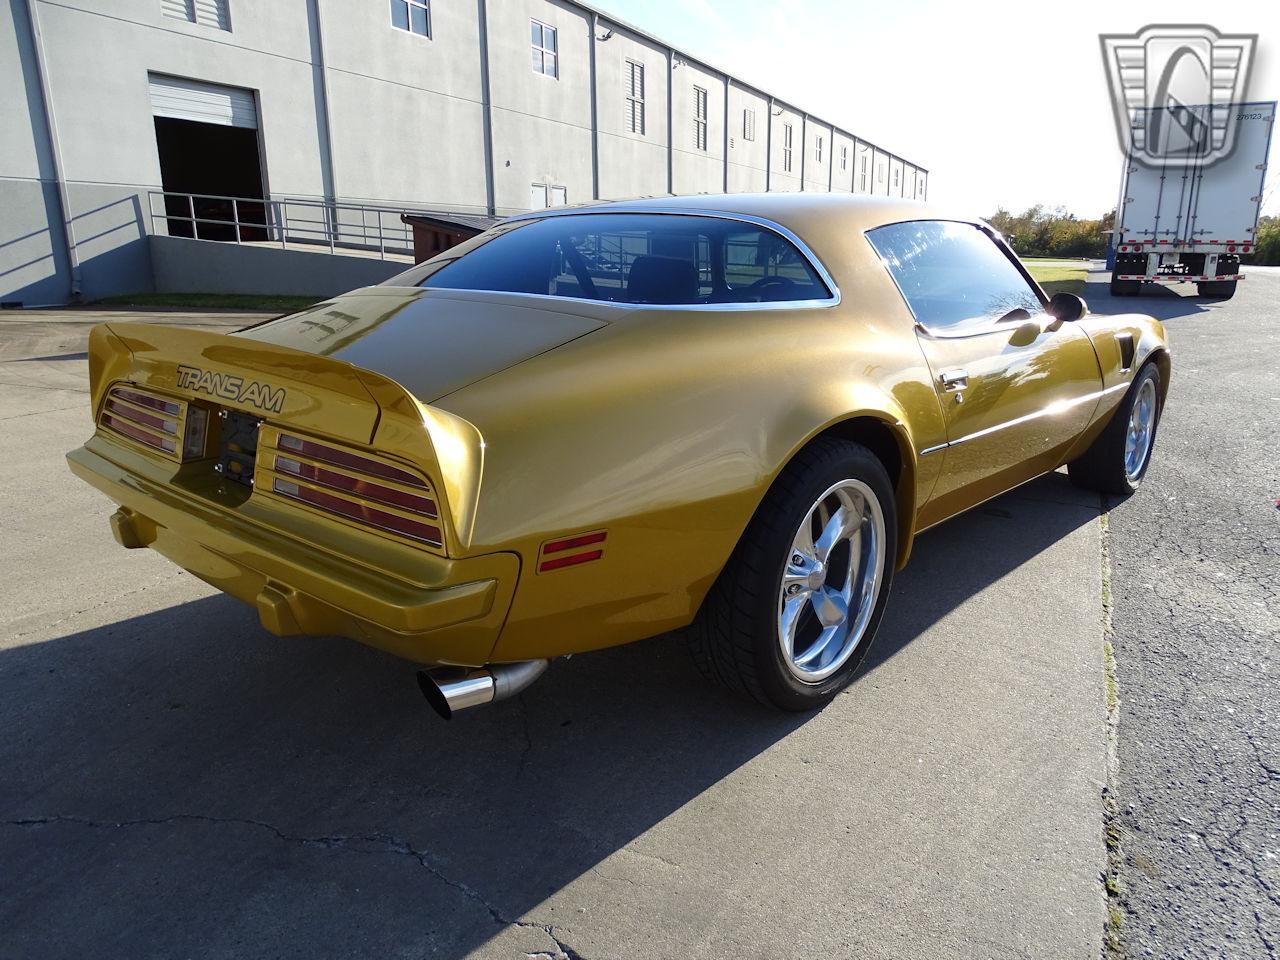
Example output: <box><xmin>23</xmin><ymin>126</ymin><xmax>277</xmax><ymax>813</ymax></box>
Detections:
<box><xmin>405</xmin><ymin>213</ymin><xmax>832</xmax><ymax>306</ymax></box>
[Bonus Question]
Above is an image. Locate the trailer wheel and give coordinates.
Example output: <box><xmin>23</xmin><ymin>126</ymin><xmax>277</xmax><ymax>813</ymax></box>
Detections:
<box><xmin>1196</xmin><ymin>280</ymin><xmax>1237</xmax><ymax>300</ymax></box>
<box><xmin>1109</xmin><ymin>274</ymin><xmax>1141</xmax><ymax>297</ymax></box>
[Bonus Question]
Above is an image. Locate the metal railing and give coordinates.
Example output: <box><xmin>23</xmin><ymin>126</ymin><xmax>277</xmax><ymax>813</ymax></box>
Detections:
<box><xmin>147</xmin><ymin>191</ymin><xmax>417</xmax><ymax>260</ymax></box>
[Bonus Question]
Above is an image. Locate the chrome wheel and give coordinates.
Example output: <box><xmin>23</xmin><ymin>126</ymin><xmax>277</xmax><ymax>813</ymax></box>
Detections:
<box><xmin>777</xmin><ymin>478</ymin><xmax>886</xmax><ymax>683</ymax></box>
<box><xmin>1124</xmin><ymin>378</ymin><xmax>1157</xmax><ymax>481</ymax></box>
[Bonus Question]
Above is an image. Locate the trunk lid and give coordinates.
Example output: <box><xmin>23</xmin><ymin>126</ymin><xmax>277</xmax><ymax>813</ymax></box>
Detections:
<box><xmin>236</xmin><ymin>286</ymin><xmax>611</xmax><ymax>403</ymax></box>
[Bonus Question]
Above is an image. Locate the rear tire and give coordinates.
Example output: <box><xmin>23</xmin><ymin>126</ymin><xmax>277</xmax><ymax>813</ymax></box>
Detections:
<box><xmin>1197</xmin><ymin>279</ymin><xmax>1237</xmax><ymax>299</ymax></box>
<box><xmin>689</xmin><ymin>439</ymin><xmax>897</xmax><ymax>711</ymax></box>
<box><xmin>1068</xmin><ymin>363</ymin><xmax>1162</xmax><ymax>496</ymax></box>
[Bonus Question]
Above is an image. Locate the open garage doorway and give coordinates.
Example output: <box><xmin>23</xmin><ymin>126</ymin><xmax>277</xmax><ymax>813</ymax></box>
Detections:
<box><xmin>150</xmin><ymin>75</ymin><xmax>268</xmax><ymax>241</ymax></box>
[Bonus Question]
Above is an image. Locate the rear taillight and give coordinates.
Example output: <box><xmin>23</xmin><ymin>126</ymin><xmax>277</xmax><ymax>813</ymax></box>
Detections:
<box><xmin>99</xmin><ymin>385</ymin><xmax>209</xmax><ymax>460</ymax></box>
<box><xmin>259</xmin><ymin>428</ymin><xmax>443</xmax><ymax>550</ymax></box>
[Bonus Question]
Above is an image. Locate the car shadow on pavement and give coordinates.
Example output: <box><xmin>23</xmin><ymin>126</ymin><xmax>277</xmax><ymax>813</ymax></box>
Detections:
<box><xmin>0</xmin><ymin>473</ymin><xmax>1101</xmax><ymax>959</ymax></box>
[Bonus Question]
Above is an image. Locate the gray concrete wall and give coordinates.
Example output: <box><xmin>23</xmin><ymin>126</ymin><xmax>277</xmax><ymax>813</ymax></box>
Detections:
<box><xmin>854</xmin><ymin>141</ymin><xmax>872</xmax><ymax>195</ymax></box>
<box><xmin>670</xmin><ymin>58</ymin><xmax>725</xmax><ymax>195</ymax></box>
<box><xmin>1</xmin><ymin>0</ymin><xmax>70</xmax><ymax>305</ymax></box>
<box><xmin>2</xmin><ymin>0</ymin><xmax>928</xmax><ymax>305</ymax></box>
<box><xmin>595</xmin><ymin>24</ymin><xmax>670</xmax><ymax>200</ymax></box>
<box><xmin>804</xmin><ymin>118</ymin><xmax>833</xmax><ymax>192</ymax></box>
<box><xmin>149</xmin><ymin>235</ymin><xmax>403</xmax><ymax>296</ymax></box>
<box><xmin>770</xmin><ymin>104</ymin><xmax>804</xmax><ymax>193</ymax></box>
<box><xmin>725</xmin><ymin>83</ymin><xmax>768</xmax><ymax>193</ymax></box>
<box><xmin>321</xmin><ymin>0</ymin><xmax>488</xmax><ymax>212</ymax></box>
<box><xmin>889</xmin><ymin>155</ymin><xmax>905</xmax><ymax>198</ymax></box>
<box><xmin>831</xmin><ymin>130</ymin><xmax>855</xmax><ymax>193</ymax></box>
<box><xmin>487</xmin><ymin>0</ymin><xmax>593</xmax><ymax>215</ymax></box>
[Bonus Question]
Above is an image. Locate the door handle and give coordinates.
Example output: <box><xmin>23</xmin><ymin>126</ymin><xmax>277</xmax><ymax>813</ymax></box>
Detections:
<box><xmin>939</xmin><ymin>369</ymin><xmax>969</xmax><ymax>391</ymax></box>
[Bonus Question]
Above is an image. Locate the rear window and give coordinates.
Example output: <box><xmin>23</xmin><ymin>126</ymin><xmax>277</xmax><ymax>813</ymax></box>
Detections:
<box><xmin>408</xmin><ymin>213</ymin><xmax>832</xmax><ymax>306</ymax></box>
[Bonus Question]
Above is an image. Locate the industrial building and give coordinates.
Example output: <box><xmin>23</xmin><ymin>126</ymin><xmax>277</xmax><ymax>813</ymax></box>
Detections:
<box><xmin>2</xmin><ymin>0</ymin><xmax>929</xmax><ymax>306</ymax></box>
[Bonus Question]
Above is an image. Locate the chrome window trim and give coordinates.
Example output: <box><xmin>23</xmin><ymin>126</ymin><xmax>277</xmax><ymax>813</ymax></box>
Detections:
<box><xmin>863</xmin><ymin>218</ymin><xmax>1048</xmax><ymax>337</ymax></box>
<box><xmin>458</xmin><ymin>207</ymin><xmax>842</xmax><ymax>309</ymax></box>
<box><xmin>917</xmin><ymin>381</ymin><xmax>1129</xmax><ymax>456</ymax></box>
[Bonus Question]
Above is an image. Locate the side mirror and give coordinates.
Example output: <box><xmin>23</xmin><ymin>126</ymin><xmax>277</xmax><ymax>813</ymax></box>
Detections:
<box><xmin>1046</xmin><ymin>292</ymin><xmax>1088</xmax><ymax>322</ymax></box>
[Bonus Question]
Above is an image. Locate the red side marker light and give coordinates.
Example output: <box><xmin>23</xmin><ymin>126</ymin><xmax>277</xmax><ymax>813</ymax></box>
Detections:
<box><xmin>539</xmin><ymin>531</ymin><xmax>607</xmax><ymax>572</ymax></box>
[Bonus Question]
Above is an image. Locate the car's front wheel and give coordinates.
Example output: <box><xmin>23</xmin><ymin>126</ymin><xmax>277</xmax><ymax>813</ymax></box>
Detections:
<box><xmin>1068</xmin><ymin>362</ymin><xmax>1162</xmax><ymax>496</ymax></box>
<box><xmin>689</xmin><ymin>439</ymin><xmax>897</xmax><ymax>711</ymax></box>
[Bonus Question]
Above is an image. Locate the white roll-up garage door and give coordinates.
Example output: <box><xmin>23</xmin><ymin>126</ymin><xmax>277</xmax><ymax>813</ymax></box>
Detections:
<box><xmin>149</xmin><ymin>74</ymin><xmax>257</xmax><ymax>129</ymax></box>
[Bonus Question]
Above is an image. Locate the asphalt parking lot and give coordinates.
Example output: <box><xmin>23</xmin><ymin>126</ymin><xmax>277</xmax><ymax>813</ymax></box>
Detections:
<box><xmin>1095</xmin><ymin>266</ymin><xmax>1280</xmax><ymax>959</ymax></box>
<box><xmin>0</xmin><ymin>270</ymin><xmax>1274</xmax><ymax>959</ymax></box>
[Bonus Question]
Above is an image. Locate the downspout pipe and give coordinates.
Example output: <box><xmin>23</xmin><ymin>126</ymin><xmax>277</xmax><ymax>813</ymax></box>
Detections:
<box><xmin>477</xmin><ymin>0</ymin><xmax>496</xmax><ymax>216</ymax></box>
<box><xmin>23</xmin><ymin>0</ymin><xmax>81</xmax><ymax>299</ymax></box>
<box><xmin>589</xmin><ymin>13</ymin><xmax>600</xmax><ymax>201</ymax></box>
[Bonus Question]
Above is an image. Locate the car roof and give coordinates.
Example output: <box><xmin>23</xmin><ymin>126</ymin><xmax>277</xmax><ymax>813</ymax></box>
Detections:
<box><xmin>502</xmin><ymin>193</ymin><xmax>979</xmax><ymax>237</ymax></box>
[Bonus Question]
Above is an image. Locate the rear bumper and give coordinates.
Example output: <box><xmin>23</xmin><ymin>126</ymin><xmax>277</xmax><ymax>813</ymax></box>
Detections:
<box><xmin>67</xmin><ymin>437</ymin><xmax>518</xmax><ymax>666</ymax></box>
<box><xmin>1113</xmin><ymin>274</ymin><xmax>1244</xmax><ymax>282</ymax></box>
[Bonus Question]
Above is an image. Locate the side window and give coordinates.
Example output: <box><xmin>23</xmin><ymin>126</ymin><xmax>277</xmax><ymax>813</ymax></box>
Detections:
<box><xmin>866</xmin><ymin>220</ymin><xmax>1042</xmax><ymax>331</ymax></box>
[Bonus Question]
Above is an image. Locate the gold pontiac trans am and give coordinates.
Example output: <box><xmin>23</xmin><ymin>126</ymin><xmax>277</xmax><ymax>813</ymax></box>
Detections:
<box><xmin>68</xmin><ymin>195</ymin><xmax>1170</xmax><ymax>716</ymax></box>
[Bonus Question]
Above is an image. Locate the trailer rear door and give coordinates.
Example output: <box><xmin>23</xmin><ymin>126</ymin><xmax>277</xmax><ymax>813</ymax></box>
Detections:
<box><xmin>1186</xmin><ymin>104</ymin><xmax>1275</xmax><ymax>246</ymax></box>
<box><xmin>1117</xmin><ymin>102</ymin><xmax>1275</xmax><ymax>247</ymax></box>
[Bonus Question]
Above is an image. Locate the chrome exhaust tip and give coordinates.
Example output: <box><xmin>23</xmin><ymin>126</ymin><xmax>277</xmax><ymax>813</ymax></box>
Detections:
<box><xmin>416</xmin><ymin>659</ymin><xmax>549</xmax><ymax>719</ymax></box>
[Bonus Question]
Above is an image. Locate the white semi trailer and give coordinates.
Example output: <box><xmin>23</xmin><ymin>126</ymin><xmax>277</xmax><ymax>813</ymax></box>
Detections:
<box><xmin>1111</xmin><ymin>102</ymin><xmax>1274</xmax><ymax>299</ymax></box>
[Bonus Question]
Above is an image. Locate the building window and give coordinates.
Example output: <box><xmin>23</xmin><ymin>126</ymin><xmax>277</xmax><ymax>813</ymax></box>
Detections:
<box><xmin>693</xmin><ymin>86</ymin><xmax>708</xmax><ymax>151</ymax></box>
<box><xmin>531</xmin><ymin>20</ymin><xmax>557</xmax><ymax>78</ymax></box>
<box><xmin>391</xmin><ymin>0</ymin><xmax>429</xmax><ymax>37</ymax></box>
<box><xmin>743</xmin><ymin>108</ymin><xmax>756</xmax><ymax>142</ymax></box>
<box><xmin>531</xmin><ymin>183</ymin><xmax>567</xmax><ymax>209</ymax></box>
<box><xmin>625</xmin><ymin>60</ymin><xmax>645</xmax><ymax>135</ymax></box>
<box><xmin>840</xmin><ymin>145</ymin><xmax>848</xmax><ymax>171</ymax></box>
<box><xmin>162</xmin><ymin>0</ymin><xmax>230</xmax><ymax>31</ymax></box>
<box><xmin>815</xmin><ymin>135</ymin><xmax>823</xmax><ymax>163</ymax></box>
<box><xmin>782</xmin><ymin>123</ymin><xmax>793</xmax><ymax>172</ymax></box>
<box><xmin>893</xmin><ymin>166</ymin><xmax>900</xmax><ymax>188</ymax></box>
<box><xmin>859</xmin><ymin>154</ymin><xmax>868</xmax><ymax>191</ymax></box>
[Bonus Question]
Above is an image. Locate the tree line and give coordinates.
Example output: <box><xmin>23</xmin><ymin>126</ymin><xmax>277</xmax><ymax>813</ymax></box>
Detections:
<box><xmin>987</xmin><ymin>206</ymin><xmax>1112</xmax><ymax>259</ymax></box>
<box><xmin>987</xmin><ymin>205</ymin><xmax>1279</xmax><ymax>264</ymax></box>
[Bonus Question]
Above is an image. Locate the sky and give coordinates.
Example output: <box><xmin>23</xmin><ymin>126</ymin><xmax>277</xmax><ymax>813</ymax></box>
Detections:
<box><xmin>592</xmin><ymin>0</ymin><xmax>1280</xmax><ymax>218</ymax></box>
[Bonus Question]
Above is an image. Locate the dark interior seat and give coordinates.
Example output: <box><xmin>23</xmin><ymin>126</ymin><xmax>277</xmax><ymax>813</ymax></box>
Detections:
<box><xmin>625</xmin><ymin>255</ymin><xmax>699</xmax><ymax>304</ymax></box>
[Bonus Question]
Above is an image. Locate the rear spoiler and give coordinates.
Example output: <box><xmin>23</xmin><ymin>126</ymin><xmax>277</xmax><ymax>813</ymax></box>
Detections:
<box><xmin>87</xmin><ymin>322</ymin><xmax>486</xmax><ymax>550</ymax></box>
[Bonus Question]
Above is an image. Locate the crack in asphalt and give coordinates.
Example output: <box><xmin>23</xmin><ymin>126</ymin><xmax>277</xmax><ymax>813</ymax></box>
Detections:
<box><xmin>5</xmin><ymin>814</ymin><xmax>586</xmax><ymax>959</ymax></box>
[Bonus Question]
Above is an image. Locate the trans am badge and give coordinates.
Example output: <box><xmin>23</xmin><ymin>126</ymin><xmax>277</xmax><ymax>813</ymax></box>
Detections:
<box><xmin>1100</xmin><ymin>23</ymin><xmax>1257</xmax><ymax>168</ymax></box>
<box><xmin>175</xmin><ymin>364</ymin><xmax>286</xmax><ymax>413</ymax></box>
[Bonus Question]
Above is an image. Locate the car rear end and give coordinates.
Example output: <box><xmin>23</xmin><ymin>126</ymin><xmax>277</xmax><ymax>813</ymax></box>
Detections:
<box><xmin>67</xmin><ymin>320</ymin><xmax>515</xmax><ymax>667</ymax></box>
